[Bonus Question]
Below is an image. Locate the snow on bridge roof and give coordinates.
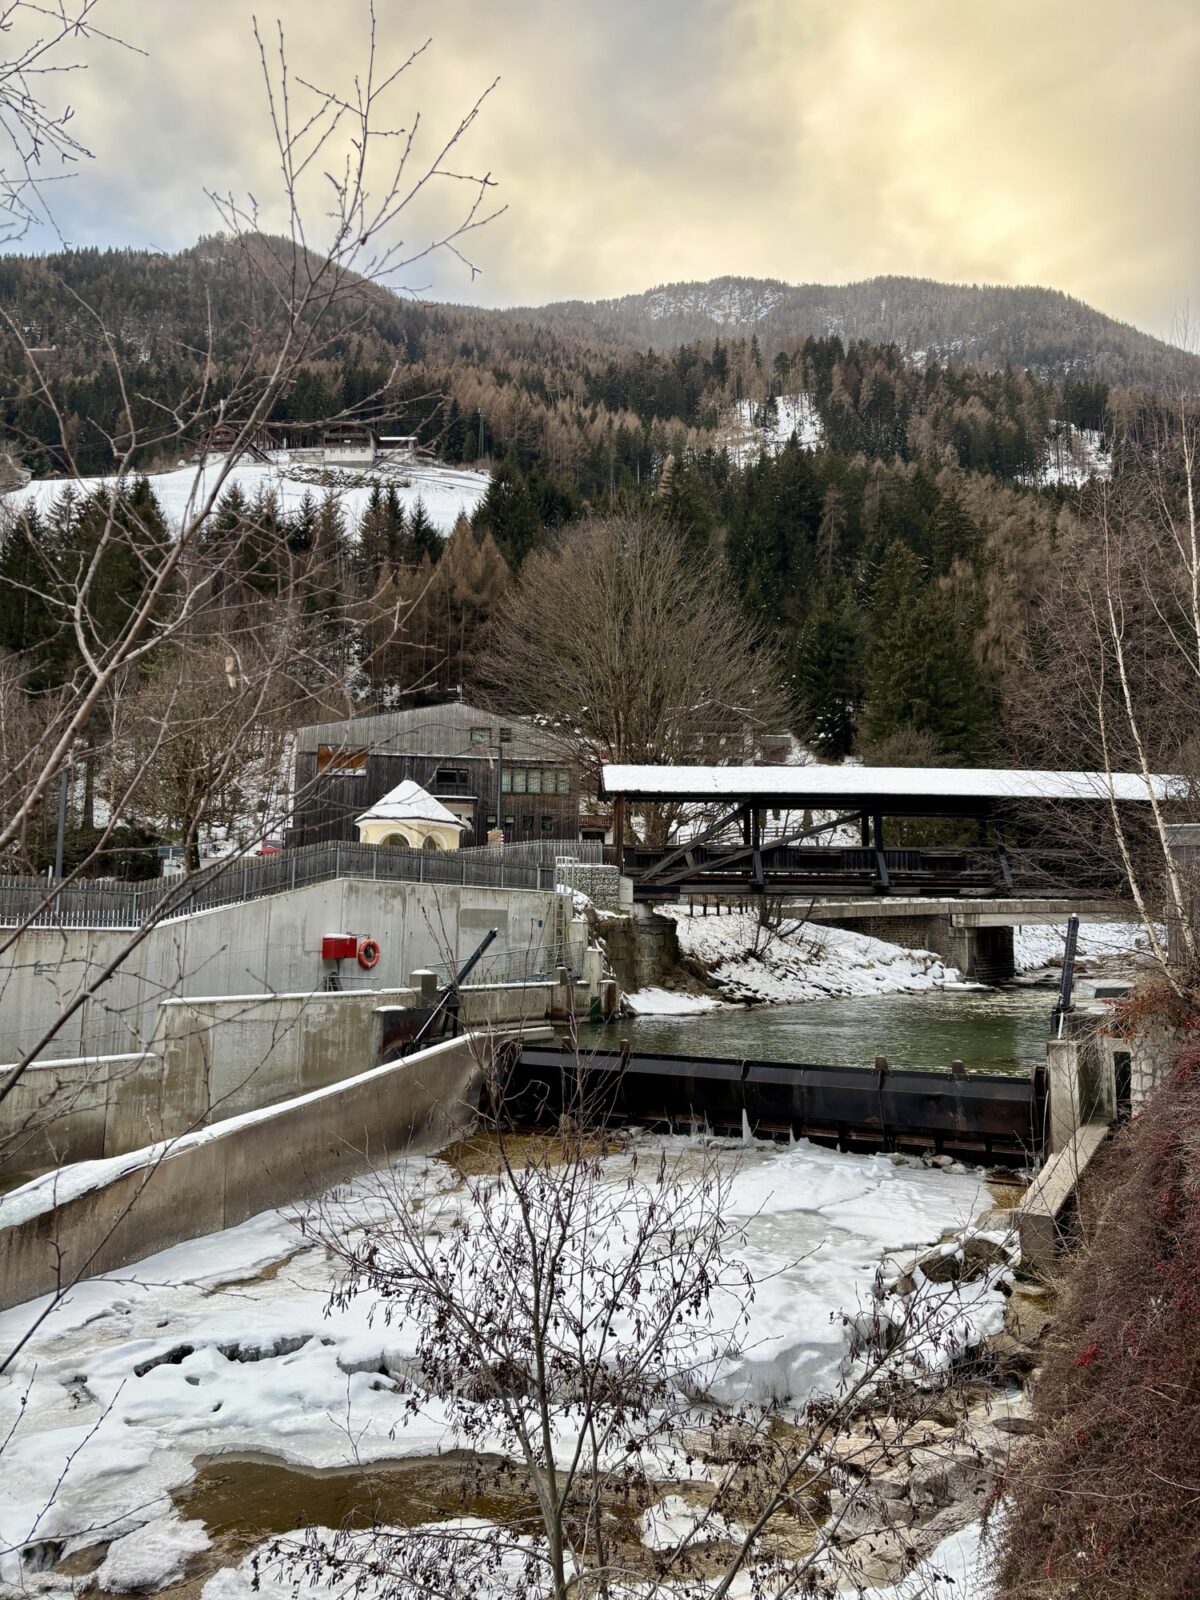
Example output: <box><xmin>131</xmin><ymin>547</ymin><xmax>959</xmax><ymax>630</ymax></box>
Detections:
<box><xmin>600</xmin><ymin>764</ymin><xmax>1182</xmax><ymax>806</ymax></box>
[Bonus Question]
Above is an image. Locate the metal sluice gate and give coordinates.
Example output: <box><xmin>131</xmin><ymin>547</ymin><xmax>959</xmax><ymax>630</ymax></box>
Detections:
<box><xmin>496</xmin><ymin>1042</ymin><xmax>1047</xmax><ymax>1166</ymax></box>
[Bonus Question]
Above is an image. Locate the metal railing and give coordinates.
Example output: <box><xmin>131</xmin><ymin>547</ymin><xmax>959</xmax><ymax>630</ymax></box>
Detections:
<box><xmin>0</xmin><ymin>838</ymin><xmax>573</xmax><ymax>931</ymax></box>
<box><xmin>422</xmin><ymin>935</ymin><xmax>588</xmax><ymax>989</ymax></box>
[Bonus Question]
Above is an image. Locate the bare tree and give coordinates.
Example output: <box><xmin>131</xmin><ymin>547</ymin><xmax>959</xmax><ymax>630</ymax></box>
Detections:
<box><xmin>480</xmin><ymin>514</ymin><xmax>789</xmax><ymax>846</ymax></box>
<box><xmin>1008</xmin><ymin>374</ymin><xmax>1200</xmax><ymax>995</ymax></box>
<box><xmin>0</xmin><ymin>5</ymin><xmax>504</xmax><ymax>1372</ymax></box>
<box><xmin>0</xmin><ymin>1</ymin><xmax>139</xmax><ymax>245</ymax></box>
<box><xmin>275</xmin><ymin>1050</ymin><xmax>1014</xmax><ymax>1600</ymax></box>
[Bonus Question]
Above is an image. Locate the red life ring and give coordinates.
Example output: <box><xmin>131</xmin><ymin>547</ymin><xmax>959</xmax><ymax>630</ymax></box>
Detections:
<box><xmin>357</xmin><ymin>937</ymin><xmax>381</xmax><ymax>971</ymax></box>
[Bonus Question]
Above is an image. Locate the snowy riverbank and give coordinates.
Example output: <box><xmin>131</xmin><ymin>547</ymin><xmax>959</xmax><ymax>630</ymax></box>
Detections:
<box><xmin>620</xmin><ymin>909</ymin><xmax>1153</xmax><ymax>1014</ymax></box>
<box><xmin>653</xmin><ymin>908</ymin><xmax>964</xmax><ymax>1008</ymax></box>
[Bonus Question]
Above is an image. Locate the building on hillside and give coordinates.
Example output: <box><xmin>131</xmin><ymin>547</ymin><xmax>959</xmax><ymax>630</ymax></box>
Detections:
<box><xmin>287</xmin><ymin>702</ymin><xmax>580</xmax><ymax>849</ymax></box>
<box><xmin>355</xmin><ymin>779</ymin><xmax>465</xmax><ymax>851</ymax></box>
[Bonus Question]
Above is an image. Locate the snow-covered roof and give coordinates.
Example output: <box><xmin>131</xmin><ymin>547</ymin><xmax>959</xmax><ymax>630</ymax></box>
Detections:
<box><xmin>356</xmin><ymin>779</ymin><xmax>465</xmax><ymax>829</ymax></box>
<box><xmin>600</xmin><ymin>764</ymin><xmax>1183</xmax><ymax>806</ymax></box>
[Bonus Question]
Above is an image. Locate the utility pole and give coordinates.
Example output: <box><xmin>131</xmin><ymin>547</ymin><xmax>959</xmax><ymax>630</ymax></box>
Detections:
<box><xmin>54</xmin><ymin>755</ymin><xmax>70</xmax><ymax>881</ymax></box>
<box><xmin>494</xmin><ymin>725</ymin><xmax>513</xmax><ymax>842</ymax></box>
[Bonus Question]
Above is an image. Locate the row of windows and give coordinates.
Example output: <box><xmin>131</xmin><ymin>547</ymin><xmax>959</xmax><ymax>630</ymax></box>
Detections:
<box><xmin>489</xmin><ymin>814</ymin><xmax>561</xmax><ymax>834</ymax></box>
<box><xmin>501</xmin><ymin>768</ymin><xmax>570</xmax><ymax>795</ymax></box>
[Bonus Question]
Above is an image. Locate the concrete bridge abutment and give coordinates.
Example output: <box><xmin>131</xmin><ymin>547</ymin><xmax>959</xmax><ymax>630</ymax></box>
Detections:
<box><xmin>817</xmin><ymin>908</ymin><xmax>1016</xmax><ymax>984</ymax></box>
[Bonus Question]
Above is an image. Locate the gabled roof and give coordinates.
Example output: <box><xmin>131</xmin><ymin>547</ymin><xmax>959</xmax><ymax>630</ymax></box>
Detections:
<box><xmin>356</xmin><ymin>779</ymin><xmax>465</xmax><ymax>830</ymax></box>
<box><xmin>296</xmin><ymin>700</ymin><xmax>567</xmax><ymax>762</ymax></box>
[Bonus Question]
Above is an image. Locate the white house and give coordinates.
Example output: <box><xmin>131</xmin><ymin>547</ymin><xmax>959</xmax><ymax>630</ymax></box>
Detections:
<box><xmin>354</xmin><ymin>779</ymin><xmax>465</xmax><ymax>852</ymax></box>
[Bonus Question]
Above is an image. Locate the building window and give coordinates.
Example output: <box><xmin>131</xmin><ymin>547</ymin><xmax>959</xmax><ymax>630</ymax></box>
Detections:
<box><xmin>522</xmin><ymin>814</ymin><xmax>534</xmax><ymax>833</ymax></box>
<box><xmin>512</xmin><ymin>768</ymin><xmax>527</xmax><ymax>794</ymax></box>
<box><xmin>527</xmin><ymin>768</ymin><xmax>542</xmax><ymax>794</ymax></box>
<box><xmin>316</xmin><ymin>745</ymin><xmax>367</xmax><ymax>774</ymax></box>
<box><xmin>501</xmin><ymin>771</ymin><xmax>512</xmax><ymax>793</ymax></box>
<box><xmin>434</xmin><ymin>766</ymin><xmax>468</xmax><ymax>788</ymax></box>
<box><xmin>555</xmin><ymin>770</ymin><xmax>570</xmax><ymax>795</ymax></box>
<box><xmin>541</xmin><ymin>815</ymin><xmax>555</xmax><ymax>833</ymax></box>
<box><xmin>470</xmin><ymin>727</ymin><xmax>490</xmax><ymax>743</ymax></box>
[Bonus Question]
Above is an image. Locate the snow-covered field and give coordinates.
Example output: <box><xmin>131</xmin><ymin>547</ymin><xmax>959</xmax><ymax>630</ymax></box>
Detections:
<box><xmin>658</xmin><ymin>909</ymin><xmax>963</xmax><ymax>1006</ymax></box>
<box><xmin>0</xmin><ymin>1135</ymin><xmax>1002</xmax><ymax>1595</ymax></box>
<box><xmin>12</xmin><ymin>455</ymin><xmax>491</xmax><ymax>537</ymax></box>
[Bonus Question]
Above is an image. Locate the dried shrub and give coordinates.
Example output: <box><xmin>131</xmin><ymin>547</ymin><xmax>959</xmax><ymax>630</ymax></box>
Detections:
<box><xmin>995</xmin><ymin>1043</ymin><xmax>1200</xmax><ymax>1599</ymax></box>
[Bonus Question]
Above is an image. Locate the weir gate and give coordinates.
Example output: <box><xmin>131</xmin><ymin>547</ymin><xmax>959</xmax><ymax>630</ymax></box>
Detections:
<box><xmin>499</xmin><ymin>1041</ymin><xmax>1046</xmax><ymax>1166</ymax></box>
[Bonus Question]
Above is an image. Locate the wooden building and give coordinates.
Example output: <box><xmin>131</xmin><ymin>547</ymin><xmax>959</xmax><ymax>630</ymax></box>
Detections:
<box><xmin>287</xmin><ymin>702</ymin><xmax>580</xmax><ymax>849</ymax></box>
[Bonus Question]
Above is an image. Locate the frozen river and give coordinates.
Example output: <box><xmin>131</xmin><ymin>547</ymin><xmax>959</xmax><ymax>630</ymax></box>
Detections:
<box><xmin>0</xmin><ymin>1131</ymin><xmax>1005</xmax><ymax>1598</ymax></box>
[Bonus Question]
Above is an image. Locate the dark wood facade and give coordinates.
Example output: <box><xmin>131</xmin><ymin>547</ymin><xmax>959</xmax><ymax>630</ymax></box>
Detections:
<box><xmin>287</xmin><ymin>704</ymin><xmax>580</xmax><ymax>849</ymax></box>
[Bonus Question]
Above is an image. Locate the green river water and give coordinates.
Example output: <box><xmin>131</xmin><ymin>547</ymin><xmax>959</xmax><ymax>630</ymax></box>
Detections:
<box><xmin>576</xmin><ymin>983</ymin><xmax>1064</xmax><ymax>1076</ymax></box>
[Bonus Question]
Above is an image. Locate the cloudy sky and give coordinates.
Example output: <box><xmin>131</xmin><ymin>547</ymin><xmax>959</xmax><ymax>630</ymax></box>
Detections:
<box><xmin>15</xmin><ymin>0</ymin><xmax>1200</xmax><ymax>337</ymax></box>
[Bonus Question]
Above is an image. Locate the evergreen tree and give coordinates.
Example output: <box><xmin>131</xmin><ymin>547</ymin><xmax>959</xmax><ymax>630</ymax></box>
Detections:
<box><xmin>406</xmin><ymin>496</ymin><xmax>440</xmax><ymax>564</ymax></box>
<box><xmin>0</xmin><ymin>503</ymin><xmax>58</xmax><ymax>687</ymax></box>
<box><xmin>473</xmin><ymin>461</ymin><xmax>543</xmax><ymax>569</ymax></box>
<box><xmin>862</xmin><ymin>541</ymin><xmax>991</xmax><ymax>760</ymax></box>
<box><xmin>794</xmin><ymin>582</ymin><xmax>863</xmax><ymax>758</ymax></box>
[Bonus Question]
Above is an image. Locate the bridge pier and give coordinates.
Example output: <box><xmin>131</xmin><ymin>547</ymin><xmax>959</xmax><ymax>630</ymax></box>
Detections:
<box><xmin>949</xmin><ymin>923</ymin><xmax>1016</xmax><ymax>985</ymax></box>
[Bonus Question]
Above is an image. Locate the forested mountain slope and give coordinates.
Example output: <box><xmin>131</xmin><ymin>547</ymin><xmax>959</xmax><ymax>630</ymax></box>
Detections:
<box><xmin>0</xmin><ymin>237</ymin><xmax>1160</xmax><ymax>491</ymax></box>
<box><xmin>514</xmin><ymin>274</ymin><xmax>1196</xmax><ymax>391</ymax></box>
<box><xmin>0</xmin><ymin>234</ymin><xmax>1178</xmax><ymax>780</ymax></box>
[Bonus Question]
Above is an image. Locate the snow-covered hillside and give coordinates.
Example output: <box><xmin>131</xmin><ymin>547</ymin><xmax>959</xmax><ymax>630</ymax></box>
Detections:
<box><xmin>641</xmin><ymin>277</ymin><xmax>789</xmax><ymax>326</ymax></box>
<box><xmin>722</xmin><ymin>392</ymin><xmax>824</xmax><ymax>462</ymax></box>
<box><xmin>1020</xmin><ymin>421</ymin><xmax>1111</xmax><ymax>489</ymax></box>
<box><xmin>12</xmin><ymin>455</ymin><xmax>491</xmax><ymax>537</ymax></box>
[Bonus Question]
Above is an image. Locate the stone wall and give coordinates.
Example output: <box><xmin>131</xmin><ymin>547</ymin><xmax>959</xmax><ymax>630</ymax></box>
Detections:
<box><xmin>555</xmin><ymin>862</ymin><xmax>622</xmax><ymax>912</ymax></box>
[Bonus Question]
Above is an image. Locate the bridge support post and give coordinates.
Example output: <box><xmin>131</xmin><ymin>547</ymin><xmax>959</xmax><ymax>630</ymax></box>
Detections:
<box><xmin>948</xmin><ymin>923</ymin><xmax>1016</xmax><ymax>984</ymax></box>
<box><xmin>872</xmin><ymin>813</ymin><xmax>890</xmax><ymax>891</ymax></box>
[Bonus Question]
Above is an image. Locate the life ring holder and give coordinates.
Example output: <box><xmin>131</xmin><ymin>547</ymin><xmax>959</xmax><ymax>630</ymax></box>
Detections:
<box><xmin>357</xmin><ymin>937</ymin><xmax>381</xmax><ymax>971</ymax></box>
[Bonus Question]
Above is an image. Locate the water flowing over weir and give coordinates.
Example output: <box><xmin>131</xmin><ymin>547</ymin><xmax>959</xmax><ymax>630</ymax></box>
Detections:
<box><xmin>496</xmin><ymin>1039</ymin><xmax>1044</xmax><ymax>1165</ymax></box>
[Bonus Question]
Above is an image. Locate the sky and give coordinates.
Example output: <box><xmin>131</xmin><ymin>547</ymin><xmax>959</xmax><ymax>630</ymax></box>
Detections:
<box><xmin>9</xmin><ymin>0</ymin><xmax>1199</xmax><ymax>338</ymax></box>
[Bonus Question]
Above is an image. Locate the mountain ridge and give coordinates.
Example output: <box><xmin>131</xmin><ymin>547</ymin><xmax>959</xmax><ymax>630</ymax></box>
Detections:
<box><xmin>460</xmin><ymin>271</ymin><xmax>1193</xmax><ymax>389</ymax></box>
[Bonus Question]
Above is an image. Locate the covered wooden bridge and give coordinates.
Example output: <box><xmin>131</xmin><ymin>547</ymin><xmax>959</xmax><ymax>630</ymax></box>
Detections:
<box><xmin>599</xmin><ymin>764</ymin><xmax>1178</xmax><ymax>901</ymax></box>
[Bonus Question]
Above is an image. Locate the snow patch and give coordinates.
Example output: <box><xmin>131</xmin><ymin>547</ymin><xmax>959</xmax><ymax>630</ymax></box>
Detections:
<box><xmin>1021</xmin><ymin>421</ymin><xmax>1111</xmax><ymax>489</ymax></box>
<box><xmin>623</xmin><ymin>987</ymin><xmax>725</xmax><ymax>1016</ymax></box>
<box><xmin>96</xmin><ymin>1515</ymin><xmax>210</xmax><ymax>1592</ymax></box>
<box><xmin>1014</xmin><ymin>920</ymin><xmax>1153</xmax><ymax>972</ymax></box>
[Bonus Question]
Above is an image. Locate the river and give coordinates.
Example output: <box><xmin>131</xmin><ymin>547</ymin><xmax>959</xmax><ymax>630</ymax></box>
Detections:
<box><xmin>577</xmin><ymin>982</ymin><xmax>1063</xmax><ymax>1075</ymax></box>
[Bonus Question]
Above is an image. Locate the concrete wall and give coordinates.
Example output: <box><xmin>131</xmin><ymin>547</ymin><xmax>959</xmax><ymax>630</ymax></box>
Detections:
<box><xmin>596</xmin><ymin>905</ymin><xmax>682</xmax><ymax>992</ymax></box>
<box><xmin>0</xmin><ymin>1052</ymin><xmax>158</xmax><ymax>1182</ymax></box>
<box><xmin>160</xmin><ymin>987</ymin><xmax>418</xmax><ymax>1124</ymax></box>
<box><xmin>0</xmin><ymin>878</ymin><xmax>568</xmax><ymax>1064</ymax></box>
<box><xmin>0</xmin><ymin>1033</ymin><xmax>496</xmax><ymax>1313</ymax></box>
<box><xmin>3</xmin><ymin>971</ymin><xmax>601</xmax><ymax>1174</ymax></box>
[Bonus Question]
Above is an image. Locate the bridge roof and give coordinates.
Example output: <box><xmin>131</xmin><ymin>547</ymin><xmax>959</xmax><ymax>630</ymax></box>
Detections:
<box><xmin>600</xmin><ymin>764</ymin><xmax>1181</xmax><ymax>809</ymax></box>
